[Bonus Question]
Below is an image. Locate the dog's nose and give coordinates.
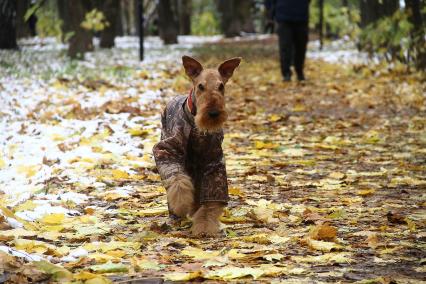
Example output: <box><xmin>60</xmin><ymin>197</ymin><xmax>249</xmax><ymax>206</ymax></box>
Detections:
<box><xmin>208</xmin><ymin>110</ymin><xmax>220</xmax><ymax>118</ymax></box>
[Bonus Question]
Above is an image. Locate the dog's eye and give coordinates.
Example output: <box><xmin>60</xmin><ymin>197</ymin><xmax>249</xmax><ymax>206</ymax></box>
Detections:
<box><xmin>198</xmin><ymin>84</ymin><xmax>205</xmax><ymax>91</ymax></box>
<box><xmin>218</xmin><ymin>83</ymin><xmax>224</xmax><ymax>92</ymax></box>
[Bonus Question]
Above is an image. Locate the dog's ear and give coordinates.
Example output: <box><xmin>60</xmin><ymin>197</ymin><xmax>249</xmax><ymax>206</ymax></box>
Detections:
<box><xmin>182</xmin><ymin>55</ymin><xmax>203</xmax><ymax>80</ymax></box>
<box><xmin>218</xmin><ymin>57</ymin><xmax>241</xmax><ymax>83</ymax></box>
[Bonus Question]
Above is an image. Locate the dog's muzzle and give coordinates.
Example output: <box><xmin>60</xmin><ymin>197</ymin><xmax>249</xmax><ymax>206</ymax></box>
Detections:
<box><xmin>208</xmin><ymin>110</ymin><xmax>220</xmax><ymax>118</ymax></box>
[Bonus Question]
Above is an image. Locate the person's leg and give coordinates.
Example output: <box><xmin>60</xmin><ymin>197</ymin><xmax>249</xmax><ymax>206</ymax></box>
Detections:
<box><xmin>293</xmin><ymin>21</ymin><xmax>309</xmax><ymax>81</ymax></box>
<box><xmin>277</xmin><ymin>21</ymin><xmax>293</xmax><ymax>80</ymax></box>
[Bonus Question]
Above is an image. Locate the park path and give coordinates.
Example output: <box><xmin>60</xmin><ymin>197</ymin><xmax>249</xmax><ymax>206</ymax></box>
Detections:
<box><xmin>0</xmin><ymin>37</ymin><xmax>425</xmax><ymax>283</ymax></box>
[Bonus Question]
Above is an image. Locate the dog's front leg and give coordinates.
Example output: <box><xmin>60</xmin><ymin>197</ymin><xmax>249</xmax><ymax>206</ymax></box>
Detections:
<box><xmin>165</xmin><ymin>174</ymin><xmax>196</xmax><ymax>218</ymax></box>
<box><xmin>191</xmin><ymin>201</ymin><xmax>224</xmax><ymax>236</ymax></box>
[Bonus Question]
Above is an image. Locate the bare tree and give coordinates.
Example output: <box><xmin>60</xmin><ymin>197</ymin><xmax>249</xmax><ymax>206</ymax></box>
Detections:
<box><xmin>67</xmin><ymin>0</ymin><xmax>93</xmax><ymax>59</ymax></box>
<box><xmin>100</xmin><ymin>0</ymin><xmax>120</xmax><ymax>48</ymax></box>
<box><xmin>0</xmin><ymin>0</ymin><xmax>18</xmax><ymax>49</ymax></box>
<box><xmin>16</xmin><ymin>0</ymin><xmax>32</xmax><ymax>38</ymax></box>
<box><xmin>179</xmin><ymin>0</ymin><xmax>191</xmax><ymax>35</ymax></box>
<box><xmin>158</xmin><ymin>0</ymin><xmax>178</xmax><ymax>44</ymax></box>
<box><xmin>217</xmin><ymin>0</ymin><xmax>255</xmax><ymax>38</ymax></box>
<box><xmin>405</xmin><ymin>0</ymin><xmax>426</xmax><ymax>70</ymax></box>
<box><xmin>360</xmin><ymin>0</ymin><xmax>399</xmax><ymax>27</ymax></box>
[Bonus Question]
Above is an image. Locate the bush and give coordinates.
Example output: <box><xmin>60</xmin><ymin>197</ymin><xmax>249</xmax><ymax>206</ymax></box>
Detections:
<box><xmin>359</xmin><ymin>10</ymin><xmax>413</xmax><ymax>64</ymax></box>
<box><xmin>309</xmin><ymin>0</ymin><xmax>360</xmax><ymax>40</ymax></box>
<box><xmin>191</xmin><ymin>11</ymin><xmax>220</xmax><ymax>35</ymax></box>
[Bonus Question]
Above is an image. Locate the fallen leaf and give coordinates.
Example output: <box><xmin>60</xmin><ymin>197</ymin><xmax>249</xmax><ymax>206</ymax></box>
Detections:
<box><xmin>305</xmin><ymin>238</ymin><xmax>342</xmax><ymax>252</ymax></box>
<box><xmin>89</xmin><ymin>262</ymin><xmax>129</xmax><ymax>273</ymax></box>
<box><xmin>309</xmin><ymin>223</ymin><xmax>337</xmax><ymax>241</ymax></box>
<box><xmin>205</xmin><ymin>266</ymin><xmax>264</xmax><ymax>280</ymax></box>
<box><xmin>164</xmin><ymin>271</ymin><xmax>203</xmax><ymax>281</ymax></box>
<box><xmin>33</xmin><ymin>260</ymin><xmax>73</xmax><ymax>281</ymax></box>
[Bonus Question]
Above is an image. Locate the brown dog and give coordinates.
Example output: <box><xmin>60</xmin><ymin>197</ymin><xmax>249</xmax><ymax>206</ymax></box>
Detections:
<box><xmin>153</xmin><ymin>55</ymin><xmax>241</xmax><ymax>236</ymax></box>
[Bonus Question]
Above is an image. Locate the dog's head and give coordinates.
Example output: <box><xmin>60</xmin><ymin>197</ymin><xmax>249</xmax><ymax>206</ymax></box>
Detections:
<box><xmin>182</xmin><ymin>55</ymin><xmax>241</xmax><ymax>132</ymax></box>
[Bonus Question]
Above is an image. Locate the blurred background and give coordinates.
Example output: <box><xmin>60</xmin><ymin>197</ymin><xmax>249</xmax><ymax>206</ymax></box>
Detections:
<box><xmin>0</xmin><ymin>0</ymin><xmax>424</xmax><ymax>70</ymax></box>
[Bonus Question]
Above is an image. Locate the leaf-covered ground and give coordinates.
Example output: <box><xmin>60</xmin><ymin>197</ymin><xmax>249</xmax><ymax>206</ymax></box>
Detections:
<box><xmin>1</xmin><ymin>36</ymin><xmax>425</xmax><ymax>283</ymax></box>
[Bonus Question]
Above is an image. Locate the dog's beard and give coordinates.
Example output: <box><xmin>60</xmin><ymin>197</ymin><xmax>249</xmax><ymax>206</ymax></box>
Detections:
<box><xmin>194</xmin><ymin>110</ymin><xmax>227</xmax><ymax>133</ymax></box>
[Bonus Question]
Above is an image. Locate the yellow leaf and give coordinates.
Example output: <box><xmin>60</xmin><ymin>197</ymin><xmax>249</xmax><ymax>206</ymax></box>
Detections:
<box><xmin>34</xmin><ymin>260</ymin><xmax>73</xmax><ymax>281</ymax></box>
<box><xmin>14</xmin><ymin>200</ymin><xmax>38</xmax><ymax>212</ymax></box>
<box><xmin>309</xmin><ymin>223</ymin><xmax>337</xmax><ymax>241</ymax></box>
<box><xmin>281</xmin><ymin>148</ymin><xmax>306</xmax><ymax>157</ymax></box>
<box><xmin>17</xmin><ymin>164</ymin><xmax>39</xmax><ymax>178</ymax></box>
<box><xmin>329</xmin><ymin>172</ymin><xmax>345</xmax><ymax>179</ymax></box>
<box><xmin>111</xmin><ymin>169</ymin><xmax>130</xmax><ymax>180</ymax></box>
<box><xmin>357</xmin><ymin>189</ymin><xmax>376</xmax><ymax>196</ymax></box>
<box><xmin>269</xmin><ymin>114</ymin><xmax>281</xmax><ymax>122</ymax></box>
<box><xmin>292</xmin><ymin>252</ymin><xmax>351</xmax><ymax>264</ymax></box>
<box><xmin>229</xmin><ymin>187</ymin><xmax>245</xmax><ymax>197</ymax></box>
<box><xmin>405</xmin><ymin>218</ymin><xmax>416</xmax><ymax>232</ymax></box>
<box><xmin>41</xmin><ymin>213</ymin><xmax>65</xmax><ymax>225</ymax></box>
<box><xmin>131</xmin><ymin>257</ymin><xmax>163</xmax><ymax>271</ymax></box>
<box><xmin>0</xmin><ymin>228</ymin><xmax>38</xmax><ymax>238</ymax></box>
<box><xmin>0</xmin><ymin>206</ymin><xmax>37</xmax><ymax>230</ymax></box>
<box><xmin>43</xmin><ymin>225</ymin><xmax>64</xmax><ymax>232</ymax></box>
<box><xmin>128</xmin><ymin>128</ymin><xmax>149</xmax><ymax>137</ymax></box>
<box><xmin>104</xmin><ymin>192</ymin><xmax>126</xmax><ymax>201</ymax></box>
<box><xmin>254</xmin><ymin>141</ymin><xmax>278</xmax><ymax>150</ymax></box>
<box><xmin>181</xmin><ymin>247</ymin><xmax>220</xmax><ymax>260</ymax></box>
<box><xmin>164</xmin><ymin>271</ymin><xmax>203</xmax><ymax>281</ymax></box>
<box><xmin>83</xmin><ymin>241</ymin><xmax>141</xmax><ymax>253</ymax></box>
<box><xmin>227</xmin><ymin>249</ymin><xmax>246</xmax><ymax>259</ymax></box>
<box><xmin>263</xmin><ymin>253</ymin><xmax>284</xmax><ymax>262</ymax></box>
<box><xmin>292</xmin><ymin>104</ymin><xmax>306</xmax><ymax>112</ymax></box>
<box><xmin>51</xmin><ymin>133</ymin><xmax>65</xmax><ymax>141</ymax></box>
<box><xmin>269</xmin><ymin>235</ymin><xmax>290</xmax><ymax>244</ymax></box>
<box><xmin>15</xmin><ymin>239</ymin><xmax>55</xmax><ymax>254</ymax></box>
<box><xmin>305</xmin><ymin>238</ymin><xmax>342</xmax><ymax>252</ymax></box>
<box><xmin>242</xmin><ymin>234</ymin><xmax>270</xmax><ymax>244</ymax></box>
<box><xmin>137</xmin><ymin>206</ymin><xmax>168</xmax><ymax>216</ymax></box>
<box><xmin>88</xmin><ymin>253</ymin><xmax>118</xmax><ymax>263</ymax></box>
<box><xmin>106</xmin><ymin>250</ymin><xmax>126</xmax><ymax>258</ymax></box>
<box><xmin>0</xmin><ymin>156</ymin><xmax>5</xmax><ymax>169</ymax></box>
<box><xmin>251</xmin><ymin>207</ymin><xmax>278</xmax><ymax>223</ymax></box>
<box><xmin>89</xmin><ymin>262</ymin><xmax>129</xmax><ymax>273</ymax></box>
<box><xmin>205</xmin><ymin>266</ymin><xmax>264</xmax><ymax>280</ymax></box>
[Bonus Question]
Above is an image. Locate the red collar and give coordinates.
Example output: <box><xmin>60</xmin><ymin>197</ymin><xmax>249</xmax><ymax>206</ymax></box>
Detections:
<box><xmin>187</xmin><ymin>89</ymin><xmax>196</xmax><ymax>116</ymax></box>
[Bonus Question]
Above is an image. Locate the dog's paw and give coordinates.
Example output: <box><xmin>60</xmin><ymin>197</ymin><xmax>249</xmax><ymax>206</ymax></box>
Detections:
<box><xmin>191</xmin><ymin>219</ymin><xmax>220</xmax><ymax>237</ymax></box>
<box><xmin>166</xmin><ymin>174</ymin><xmax>195</xmax><ymax>218</ymax></box>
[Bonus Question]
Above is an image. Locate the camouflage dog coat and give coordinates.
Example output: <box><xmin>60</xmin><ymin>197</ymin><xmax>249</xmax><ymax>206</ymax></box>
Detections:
<box><xmin>152</xmin><ymin>95</ymin><xmax>229</xmax><ymax>205</ymax></box>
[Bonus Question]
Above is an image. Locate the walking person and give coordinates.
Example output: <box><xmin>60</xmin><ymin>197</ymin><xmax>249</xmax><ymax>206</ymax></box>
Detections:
<box><xmin>265</xmin><ymin>0</ymin><xmax>310</xmax><ymax>81</ymax></box>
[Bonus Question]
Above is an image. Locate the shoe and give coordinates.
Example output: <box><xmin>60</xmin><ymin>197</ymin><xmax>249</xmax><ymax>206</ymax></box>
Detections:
<box><xmin>297</xmin><ymin>72</ymin><xmax>305</xmax><ymax>81</ymax></box>
<box><xmin>283</xmin><ymin>74</ymin><xmax>291</xmax><ymax>82</ymax></box>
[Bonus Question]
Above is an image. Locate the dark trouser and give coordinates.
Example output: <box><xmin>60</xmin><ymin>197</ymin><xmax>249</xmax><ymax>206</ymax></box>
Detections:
<box><xmin>277</xmin><ymin>21</ymin><xmax>309</xmax><ymax>78</ymax></box>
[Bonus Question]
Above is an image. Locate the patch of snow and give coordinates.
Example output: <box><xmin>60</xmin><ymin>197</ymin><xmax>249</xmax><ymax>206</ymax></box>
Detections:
<box><xmin>0</xmin><ymin>246</ymin><xmax>44</xmax><ymax>262</ymax></box>
<box><xmin>69</xmin><ymin>247</ymin><xmax>89</xmax><ymax>258</ymax></box>
<box><xmin>6</xmin><ymin>217</ymin><xmax>24</xmax><ymax>228</ymax></box>
<box><xmin>15</xmin><ymin>204</ymin><xmax>79</xmax><ymax>222</ymax></box>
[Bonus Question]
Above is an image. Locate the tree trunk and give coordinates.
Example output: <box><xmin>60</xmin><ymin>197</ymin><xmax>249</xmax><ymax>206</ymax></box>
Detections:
<box><xmin>67</xmin><ymin>0</ymin><xmax>93</xmax><ymax>59</ymax></box>
<box><xmin>138</xmin><ymin>0</ymin><xmax>144</xmax><ymax>61</ymax></box>
<box><xmin>405</xmin><ymin>0</ymin><xmax>426</xmax><ymax>70</ymax></box>
<box><xmin>16</xmin><ymin>0</ymin><xmax>32</xmax><ymax>38</ymax></box>
<box><xmin>239</xmin><ymin>0</ymin><xmax>255</xmax><ymax>33</ymax></box>
<box><xmin>158</xmin><ymin>0</ymin><xmax>178</xmax><ymax>44</ymax></box>
<box><xmin>217</xmin><ymin>0</ymin><xmax>254</xmax><ymax>38</ymax></box>
<box><xmin>115</xmin><ymin>1</ymin><xmax>124</xmax><ymax>36</ymax></box>
<box><xmin>0</xmin><ymin>0</ymin><xmax>18</xmax><ymax>49</ymax></box>
<box><xmin>100</xmin><ymin>0</ymin><xmax>120</xmax><ymax>48</ymax></box>
<box><xmin>319</xmin><ymin>0</ymin><xmax>324</xmax><ymax>50</ymax></box>
<box><xmin>179</xmin><ymin>0</ymin><xmax>191</xmax><ymax>35</ymax></box>
<box><xmin>360</xmin><ymin>0</ymin><xmax>399</xmax><ymax>27</ymax></box>
<box><xmin>57</xmin><ymin>0</ymin><xmax>72</xmax><ymax>41</ymax></box>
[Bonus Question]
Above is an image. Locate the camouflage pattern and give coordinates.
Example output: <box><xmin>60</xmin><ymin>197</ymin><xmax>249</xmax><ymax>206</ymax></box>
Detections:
<box><xmin>152</xmin><ymin>95</ymin><xmax>229</xmax><ymax>205</ymax></box>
